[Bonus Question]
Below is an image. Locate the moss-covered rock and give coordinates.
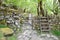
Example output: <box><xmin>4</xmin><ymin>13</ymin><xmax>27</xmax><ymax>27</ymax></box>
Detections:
<box><xmin>0</xmin><ymin>28</ymin><xmax>13</xmax><ymax>35</ymax></box>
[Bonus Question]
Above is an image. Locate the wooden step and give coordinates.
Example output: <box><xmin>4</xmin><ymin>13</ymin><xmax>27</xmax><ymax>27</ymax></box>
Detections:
<box><xmin>40</xmin><ymin>22</ymin><xmax>49</xmax><ymax>23</ymax></box>
<box><xmin>41</xmin><ymin>31</ymin><xmax>50</xmax><ymax>33</ymax></box>
<box><xmin>41</xmin><ymin>30</ymin><xmax>50</xmax><ymax>32</ymax></box>
<box><xmin>40</xmin><ymin>18</ymin><xmax>48</xmax><ymax>20</ymax></box>
<box><xmin>40</xmin><ymin>24</ymin><xmax>49</xmax><ymax>26</ymax></box>
<box><xmin>40</xmin><ymin>26</ymin><xmax>50</xmax><ymax>30</ymax></box>
<box><xmin>40</xmin><ymin>20</ymin><xmax>48</xmax><ymax>23</ymax></box>
<box><xmin>40</xmin><ymin>17</ymin><xmax>48</xmax><ymax>19</ymax></box>
<box><xmin>40</xmin><ymin>23</ymin><xmax>49</xmax><ymax>25</ymax></box>
<box><xmin>40</xmin><ymin>19</ymin><xmax>47</xmax><ymax>20</ymax></box>
<box><xmin>40</xmin><ymin>20</ymin><xmax>48</xmax><ymax>22</ymax></box>
<box><xmin>40</xmin><ymin>17</ymin><xmax>50</xmax><ymax>33</ymax></box>
<box><xmin>41</xmin><ymin>28</ymin><xmax>49</xmax><ymax>30</ymax></box>
<box><xmin>40</xmin><ymin>26</ymin><xmax>49</xmax><ymax>28</ymax></box>
<box><xmin>40</xmin><ymin>27</ymin><xmax>49</xmax><ymax>28</ymax></box>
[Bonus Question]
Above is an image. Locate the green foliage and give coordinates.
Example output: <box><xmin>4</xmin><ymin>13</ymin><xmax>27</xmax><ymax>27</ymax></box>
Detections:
<box><xmin>8</xmin><ymin>35</ymin><xmax>16</xmax><ymax>40</ymax></box>
<box><xmin>3</xmin><ymin>0</ymin><xmax>60</xmax><ymax>15</ymax></box>
<box><xmin>4</xmin><ymin>0</ymin><xmax>38</xmax><ymax>14</ymax></box>
<box><xmin>52</xmin><ymin>30</ymin><xmax>60</xmax><ymax>36</ymax></box>
<box><xmin>51</xmin><ymin>25</ymin><xmax>60</xmax><ymax>36</ymax></box>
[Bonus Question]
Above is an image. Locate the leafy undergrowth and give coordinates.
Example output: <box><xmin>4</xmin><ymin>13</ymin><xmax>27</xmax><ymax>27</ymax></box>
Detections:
<box><xmin>51</xmin><ymin>30</ymin><xmax>60</xmax><ymax>36</ymax></box>
<box><xmin>51</xmin><ymin>25</ymin><xmax>60</xmax><ymax>36</ymax></box>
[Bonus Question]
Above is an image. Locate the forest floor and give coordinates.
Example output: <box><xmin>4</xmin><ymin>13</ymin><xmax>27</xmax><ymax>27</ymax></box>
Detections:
<box><xmin>17</xmin><ymin>22</ymin><xmax>59</xmax><ymax>40</ymax></box>
<box><xmin>0</xmin><ymin>22</ymin><xmax>59</xmax><ymax>40</ymax></box>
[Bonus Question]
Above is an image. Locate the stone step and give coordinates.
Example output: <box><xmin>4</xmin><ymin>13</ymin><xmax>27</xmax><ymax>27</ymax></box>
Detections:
<box><xmin>0</xmin><ymin>6</ymin><xmax>6</xmax><ymax>10</ymax></box>
<box><xmin>0</xmin><ymin>13</ymin><xmax>4</xmax><ymax>14</ymax></box>
<box><xmin>5</xmin><ymin>16</ymin><xmax>10</xmax><ymax>18</ymax></box>
<box><xmin>13</xmin><ymin>16</ymin><xmax>19</xmax><ymax>18</ymax></box>
<box><xmin>0</xmin><ymin>17</ymin><xmax>4</xmax><ymax>20</ymax></box>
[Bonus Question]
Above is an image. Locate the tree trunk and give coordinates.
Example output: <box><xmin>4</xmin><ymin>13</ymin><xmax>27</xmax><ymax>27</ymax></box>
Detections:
<box><xmin>39</xmin><ymin>0</ymin><xmax>44</xmax><ymax>16</ymax></box>
<box><xmin>0</xmin><ymin>0</ymin><xmax>2</xmax><ymax>5</ymax></box>
<box><xmin>37</xmin><ymin>0</ymin><xmax>44</xmax><ymax>16</ymax></box>
<box><xmin>58</xmin><ymin>0</ymin><xmax>60</xmax><ymax>3</ymax></box>
<box><xmin>37</xmin><ymin>3</ymin><xmax>40</xmax><ymax>16</ymax></box>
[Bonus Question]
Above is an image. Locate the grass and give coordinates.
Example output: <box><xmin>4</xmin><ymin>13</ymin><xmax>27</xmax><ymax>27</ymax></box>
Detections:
<box><xmin>8</xmin><ymin>35</ymin><xmax>16</xmax><ymax>40</ymax></box>
<box><xmin>0</xmin><ymin>31</ymin><xmax>3</xmax><ymax>38</ymax></box>
<box><xmin>0</xmin><ymin>24</ymin><xmax>7</xmax><ymax>28</ymax></box>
